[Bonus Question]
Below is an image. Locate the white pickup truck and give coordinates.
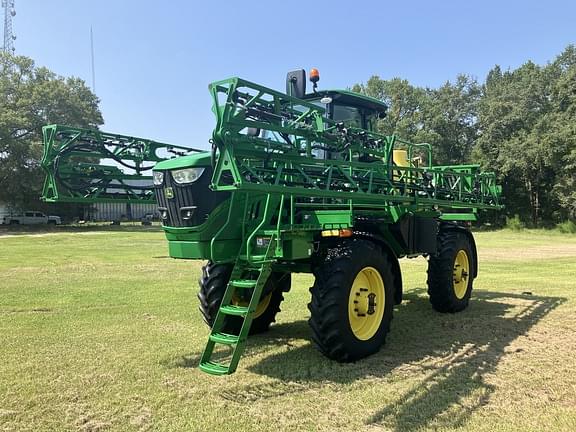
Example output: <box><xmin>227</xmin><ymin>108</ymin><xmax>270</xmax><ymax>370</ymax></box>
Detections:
<box><xmin>1</xmin><ymin>211</ymin><xmax>62</xmax><ymax>225</ymax></box>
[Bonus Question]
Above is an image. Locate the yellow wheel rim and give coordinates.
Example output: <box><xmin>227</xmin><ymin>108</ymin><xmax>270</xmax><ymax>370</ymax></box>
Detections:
<box><xmin>232</xmin><ymin>292</ymin><xmax>272</xmax><ymax>319</ymax></box>
<box><xmin>348</xmin><ymin>267</ymin><xmax>385</xmax><ymax>341</ymax></box>
<box><xmin>453</xmin><ymin>250</ymin><xmax>470</xmax><ymax>299</ymax></box>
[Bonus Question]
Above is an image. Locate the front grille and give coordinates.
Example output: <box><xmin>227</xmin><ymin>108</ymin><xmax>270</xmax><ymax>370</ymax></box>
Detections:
<box><xmin>154</xmin><ymin>167</ymin><xmax>229</xmax><ymax>228</ymax></box>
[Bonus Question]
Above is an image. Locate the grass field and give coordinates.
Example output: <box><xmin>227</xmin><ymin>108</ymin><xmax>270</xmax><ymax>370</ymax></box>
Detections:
<box><xmin>1</xmin><ymin>228</ymin><xmax>575</xmax><ymax>431</ymax></box>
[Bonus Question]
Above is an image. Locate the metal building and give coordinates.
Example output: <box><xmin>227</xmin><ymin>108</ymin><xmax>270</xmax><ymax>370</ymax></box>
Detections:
<box><xmin>87</xmin><ymin>203</ymin><xmax>158</xmax><ymax>222</ymax></box>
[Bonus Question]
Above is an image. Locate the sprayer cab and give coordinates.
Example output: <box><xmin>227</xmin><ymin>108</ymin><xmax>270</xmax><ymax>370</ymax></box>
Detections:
<box><xmin>286</xmin><ymin>68</ymin><xmax>387</xmax><ymax>132</ymax></box>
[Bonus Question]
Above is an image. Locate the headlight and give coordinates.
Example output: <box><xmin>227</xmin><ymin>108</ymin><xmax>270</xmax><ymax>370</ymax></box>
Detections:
<box><xmin>153</xmin><ymin>171</ymin><xmax>164</xmax><ymax>186</ymax></box>
<box><xmin>171</xmin><ymin>167</ymin><xmax>205</xmax><ymax>184</ymax></box>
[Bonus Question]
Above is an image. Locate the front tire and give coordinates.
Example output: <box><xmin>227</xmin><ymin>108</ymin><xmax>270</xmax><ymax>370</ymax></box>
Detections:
<box><xmin>197</xmin><ymin>261</ymin><xmax>290</xmax><ymax>334</ymax></box>
<box><xmin>308</xmin><ymin>239</ymin><xmax>395</xmax><ymax>362</ymax></box>
<box><xmin>427</xmin><ymin>229</ymin><xmax>476</xmax><ymax>313</ymax></box>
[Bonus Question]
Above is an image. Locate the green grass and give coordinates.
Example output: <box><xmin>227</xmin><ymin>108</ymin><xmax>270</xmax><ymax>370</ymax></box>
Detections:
<box><xmin>1</xmin><ymin>230</ymin><xmax>575</xmax><ymax>431</ymax></box>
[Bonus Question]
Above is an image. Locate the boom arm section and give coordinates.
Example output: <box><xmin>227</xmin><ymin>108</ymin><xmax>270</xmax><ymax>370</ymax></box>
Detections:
<box><xmin>209</xmin><ymin>78</ymin><xmax>502</xmax><ymax>218</ymax></box>
<box><xmin>41</xmin><ymin>124</ymin><xmax>199</xmax><ymax>204</ymax></box>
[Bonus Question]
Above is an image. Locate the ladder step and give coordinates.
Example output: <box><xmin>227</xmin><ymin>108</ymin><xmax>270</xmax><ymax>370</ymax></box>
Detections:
<box><xmin>238</xmin><ymin>254</ymin><xmax>267</xmax><ymax>262</ymax></box>
<box><xmin>209</xmin><ymin>332</ymin><xmax>241</xmax><ymax>345</ymax></box>
<box><xmin>199</xmin><ymin>232</ymin><xmax>276</xmax><ymax>375</ymax></box>
<box><xmin>220</xmin><ymin>304</ymin><xmax>249</xmax><ymax>316</ymax></box>
<box><xmin>199</xmin><ymin>361</ymin><xmax>230</xmax><ymax>376</ymax></box>
<box><xmin>230</xmin><ymin>279</ymin><xmax>257</xmax><ymax>289</ymax></box>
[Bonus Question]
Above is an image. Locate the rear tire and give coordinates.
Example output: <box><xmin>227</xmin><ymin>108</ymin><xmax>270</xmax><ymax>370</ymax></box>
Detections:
<box><xmin>308</xmin><ymin>239</ymin><xmax>395</xmax><ymax>362</ymax></box>
<box><xmin>197</xmin><ymin>261</ymin><xmax>290</xmax><ymax>334</ymax></box>
<box><xmin>427</xmin><ymin>229</ymin><xmax>476</xmax><ymax>313</ymax></box>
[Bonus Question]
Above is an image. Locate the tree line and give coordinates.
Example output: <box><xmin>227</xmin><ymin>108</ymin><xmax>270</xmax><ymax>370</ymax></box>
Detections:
<box><xmin>0</xmin><ymin>53</ymin><xmax>102</xmax><ymax>214</ymax></box>
<box><xmin>353</xmin><ymin>46</ymin><xmax>576</xmax><ymax>227</ymax></box>
<box><xmin>1</xmin><ymin>48</ymin><xmax>575</xmax><ymax>226</ymax></box>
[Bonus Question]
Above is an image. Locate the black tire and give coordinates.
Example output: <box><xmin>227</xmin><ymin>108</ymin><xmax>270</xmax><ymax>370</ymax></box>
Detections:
<box><xmin>308</xmin><ymin>239</ymin><xmax>395</xmax><ymax>362</ymax></box>
<box><xmin>197</xmin><ymin>261</ymin><xmax>290</xmax><ymax>335</ymax></box>
<box><xmin>427</xmin><ymin>229</ymin><xmax>476</xmax><ymax>313</ymax></box>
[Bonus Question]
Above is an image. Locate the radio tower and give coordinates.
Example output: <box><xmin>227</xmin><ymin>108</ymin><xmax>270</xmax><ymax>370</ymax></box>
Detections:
<box><xmin>2</xmin><ymin>0</ymin><xmax>16</xmax><ymax>54</ymax></box>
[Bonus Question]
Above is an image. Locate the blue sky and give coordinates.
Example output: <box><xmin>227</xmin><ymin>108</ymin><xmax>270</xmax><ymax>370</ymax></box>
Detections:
<box><xmin>11</xmin><ymin>0</ymin><xmax>576</xmax><ymax>149</ymax></box>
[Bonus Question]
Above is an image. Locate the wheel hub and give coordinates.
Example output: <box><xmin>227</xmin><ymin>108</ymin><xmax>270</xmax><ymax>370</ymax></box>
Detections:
<box><xmin>367</xmin><ymin>293</ymin><xmax>376</xmax><ymax>315</ymax></box>
<box><xmin>348</xmin><ymin>267</ymin><xmax>386</xmax><ymax>340</ymax></box>
<box><xmin>453</xmin><ymin>250</ymin><xmax>470</xmax><ymax>299</ymax></box>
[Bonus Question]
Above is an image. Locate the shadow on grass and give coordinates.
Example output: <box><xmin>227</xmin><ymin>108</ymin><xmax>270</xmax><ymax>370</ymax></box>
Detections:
<box><xmin>245</xmin><ymin>289</ymin><xmax>564</xmax><ymax>431</ymax></box>
<box><xmin>166</xmin><ymin>289</ymin><xmax>563</xmax><ymax>430</ymax></box>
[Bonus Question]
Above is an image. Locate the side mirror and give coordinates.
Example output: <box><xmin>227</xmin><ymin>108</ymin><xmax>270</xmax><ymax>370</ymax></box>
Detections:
<box><xmin>286</xmin><ymin>69</ymin><xmax>306</xmax><ymax>99</ymax></box>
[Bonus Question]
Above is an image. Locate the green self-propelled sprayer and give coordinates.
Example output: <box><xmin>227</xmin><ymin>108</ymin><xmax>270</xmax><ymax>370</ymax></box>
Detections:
<box><xmin>41</xmin><ymin>69</ymin><xmax>502</xmax><ymax>375</ymax></box>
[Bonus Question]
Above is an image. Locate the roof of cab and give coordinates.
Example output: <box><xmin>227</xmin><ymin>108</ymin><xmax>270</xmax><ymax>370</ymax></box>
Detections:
<box><xmin>303</xmin><ymin>90</ymin><xmax>388</xmax><ymax>113</ymax></box>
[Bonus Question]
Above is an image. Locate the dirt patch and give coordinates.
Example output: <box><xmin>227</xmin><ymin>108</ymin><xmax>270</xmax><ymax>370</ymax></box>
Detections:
<box><xmin>1</xmin><ymin>307</ymin><xmax>55</xmax><ymax>315</ymax></box>
<box><xmin>220</xmin><ymin>380</ymin><xmax>313</xmax><ymax>402</ymax></box>
<box><xmin>479</xmin><ymin>244</ymin><xmax>576</xmax><ymax>260</ymax></box>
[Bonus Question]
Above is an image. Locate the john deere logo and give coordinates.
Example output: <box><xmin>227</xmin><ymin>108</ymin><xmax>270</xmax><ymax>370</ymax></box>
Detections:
<box><xmin>164</xmin><ymin>187</ymin><xmax>174</xmax><ymax>199</ymax></box>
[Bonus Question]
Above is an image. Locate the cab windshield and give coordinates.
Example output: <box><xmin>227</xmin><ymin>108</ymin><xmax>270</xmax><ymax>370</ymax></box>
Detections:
<box><xmin>308</xmin><ymin>99</ymin><xmax>377</xmax><ymax>131</ymax></box>
<box><xmin>332</xmin><ymin>105</ymin><xmax>362</xmax><ymax>128</ymax></box>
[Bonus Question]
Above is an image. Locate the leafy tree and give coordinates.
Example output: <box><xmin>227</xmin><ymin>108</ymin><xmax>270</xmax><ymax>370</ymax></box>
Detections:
<box><xmin>0</xmin><ymin>53</ymin><xmax>103</xmax><ymax>209</ymax></box>
<box><xmin>475</xmin><ymin>46</ymin><xmax>576</xmax><ymax>225</ymax></box>
<box><xmin>550</xmin><ymin>47</ymin><xmax>576</xmax><ymax>219</ymax></box>
<box><xmin>420</xmin><ymin>75</ymin><xmax>481</xmax><ymax>165</ymax></box>
<box><xmin>352</xmin><ymin>75</ymin><xmax>480</xmax><ymax>166</ymax></box>
<box><xmin>352</xmin><ymin>77</ymin><xmax>426</xmax><ymax>140</ymax></box>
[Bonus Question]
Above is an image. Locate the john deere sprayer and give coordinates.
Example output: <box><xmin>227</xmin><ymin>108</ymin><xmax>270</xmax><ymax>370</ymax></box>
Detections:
<box><xmin>41</xmin><ymin>69</ymin><xmax>502</xmax><ymax>375</ymax></box>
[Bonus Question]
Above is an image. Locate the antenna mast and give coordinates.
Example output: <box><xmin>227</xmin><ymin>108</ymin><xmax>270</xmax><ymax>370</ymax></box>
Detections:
<box><xmin>90</xmin><ymin>26</ymin><xmax>95</xmax><ymax>92</ymax></box>
<box><xmin>2</xmin><ymin>0</ymin><xmax>16</xmax><ymax>54</ymax></box>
